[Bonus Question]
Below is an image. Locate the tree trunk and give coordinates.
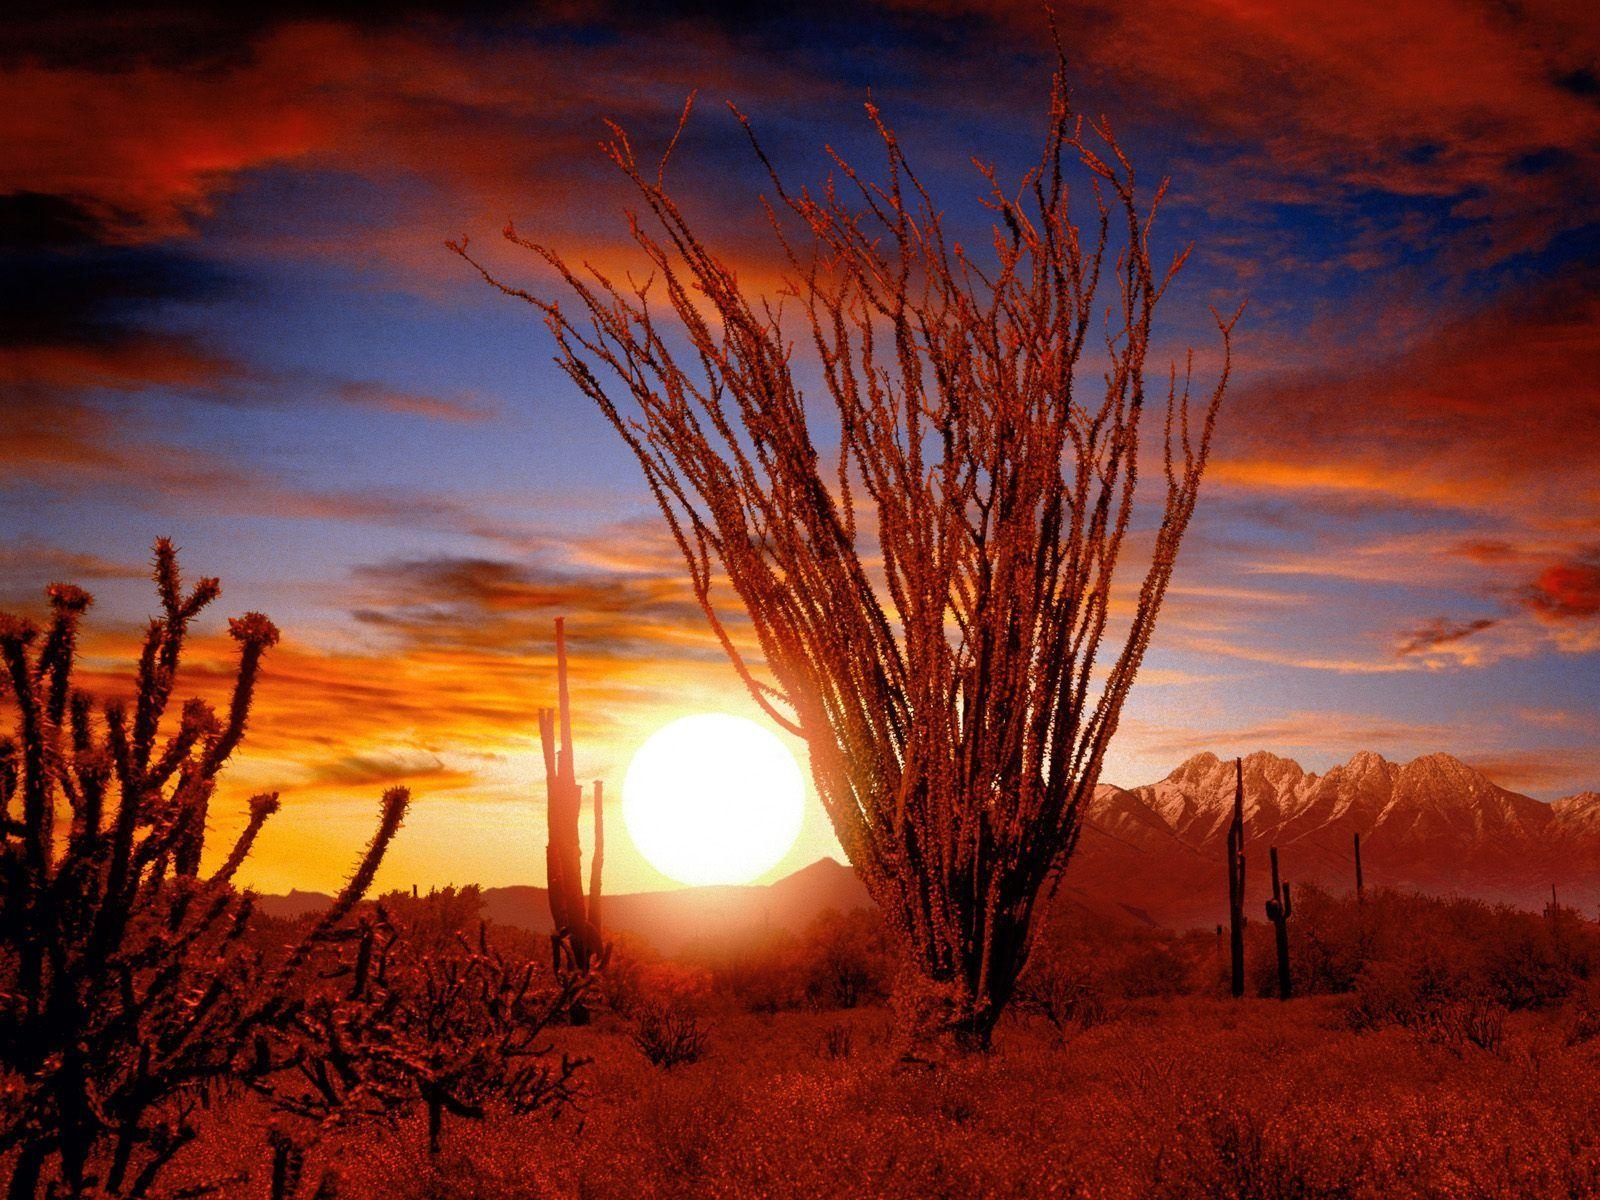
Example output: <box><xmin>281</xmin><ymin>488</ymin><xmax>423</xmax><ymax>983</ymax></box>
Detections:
<box><xmin>889</xmin><ymin>881</ymin><xmax>1033</xmax><ymax>1054</ymax></box>
<box><xmin>7</xmin><ymin>1141</ymin><xmax>44</xmax><ymax>1200</ymax></box>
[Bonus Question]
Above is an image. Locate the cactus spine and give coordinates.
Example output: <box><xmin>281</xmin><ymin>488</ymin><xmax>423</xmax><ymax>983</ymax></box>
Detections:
<box><xmin>539</xmin><ymin>618</ymin><xmax>605</xmax><ymax>1021</ymax></box>
<box><xmin>1226</xmin><ymin>757</ymin><xmax>1247</xmax><ymax>999</ymax></box>
<box><xmin>1266</xmin><ymin>846</ymin><xmax>1293</xmax><ymax>1000</ymax></box>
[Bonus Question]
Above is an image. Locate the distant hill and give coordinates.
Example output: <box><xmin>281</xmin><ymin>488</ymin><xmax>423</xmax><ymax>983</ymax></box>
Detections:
<box><xmin>256</xmin><ymin>857</ymin><xmax>876</xmax><ymax>954</ymax></box>
<box><xmin>256</xmin><ymin>750</ymin><xmax>1600</xmax><ymax>940</ymax></box>
<box><xmin>474</xmin><ymin>857</ymin><xmax>876</xmax><ymax>953</ymax></box>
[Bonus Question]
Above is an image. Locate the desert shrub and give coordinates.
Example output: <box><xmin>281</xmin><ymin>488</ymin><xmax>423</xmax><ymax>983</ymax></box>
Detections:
<box><xmin>691</xmin><ymin>907</ymin><xmax>894</xmax><ymax>1014</ymax></box>
<box><xmin>601</xmin><ymin>934</ymin><xmax>715</xmax><ymax>1017</ymax></box>
<box><xmin>1563</xmin><ymin>978</ymin><xmax>1600</xmax><ymax>1046</ymax></box>
<box><xmin>258</xmin><ymin>912</ymin><xmax>590</xmax><ymax>1154</ymax></box>
<box><xmin>798</xmin><ymin>908</ymin><xmax>895</xmax><ymax>1009</ymax></box>
<box><xmin>1023</xmin><ymin>906</ymin><xmax>1209</xmax><ymax>1019</ymax></box>
<box><xmin>631</xmin><ymin>1002</ymin><xmax>709</xmax><ymax>1068</ymax></box>
<box><xmin>819</xmin><ymin>1022</ymin><xmax>853</xmax><ymax>1060</ymax></box>
<box><xmin>1480</xmin><ymin>905</ymin><xmax>1596</xmax><ymax>1010</ymax></box>
<box><xmin>1275</xmin><ymin>883</ymin><xmax>1372</xmax><ymax>994</ymax></box>
<box><xmin>1345</xmin><ymin>952</ymin><xmax>1471</xmax><ymax>1032</ymax></box>
<box><xmin>1424</xmin><ymin>997</ymin><xmax>1507</xmax><ymax>1056</ymax></box>
<box><xmin>1109</xmin><ymin>939</ymin><xmax>1203</xmax><ymax>999</ymax></box>
<box><xmin>1287</xmin><ymin>887</ymin><xmax>1600</xmax><ymax>1016</ymax></box>
<box><xmin>706</xmin><ymin>930</ymin><xmax>809</xmax><ymax>1013</ymax></box>
<box><xmin>1015</xmin><ymin>958</ymin><xmax>1108</xmax><ymax>1034</ymax></box>
<box><xmin>1159</xmin><ymin>1105</ymin><xmax>1359</xmax><ymax>1200</ymax></box>
<box><xmin>375</xmin><ymin>885</ymin><xmax>488</xmax><ymax>951</ymax></box>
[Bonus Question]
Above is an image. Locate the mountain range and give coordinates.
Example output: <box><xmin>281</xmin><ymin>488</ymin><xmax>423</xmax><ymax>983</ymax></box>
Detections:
<box><xmin>1075</xmin><ymin>750</ymin><xmax>1600</xmax><ymax>925</ymax></box>
<box><xmin>258</xmin><ymin>751</ymin><xmax>1600</xmax><ymax>941</ymax></box>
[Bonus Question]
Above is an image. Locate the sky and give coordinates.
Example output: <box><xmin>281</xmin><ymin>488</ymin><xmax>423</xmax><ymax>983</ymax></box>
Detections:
<box><xmin>2</xmin><ymin>0</ymin><xmax>1597</xmax><ymax>895</ymax></box>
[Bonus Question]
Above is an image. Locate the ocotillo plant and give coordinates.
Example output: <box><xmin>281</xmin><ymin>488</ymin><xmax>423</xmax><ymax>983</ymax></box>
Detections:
<box><xmin>1354</xmin><ymin>831</ymin><xmax>1364</xmax><ymax>902</ymax></box>
<box><xmin>460</xmin><ymin>52</ymin><xmax>1240</xmax><ymax>1049</ymax></box>
<box><xmin>1226</xmin><ymin>757</ymin><xmax>1247</xmax><ymax>999</ymax></box>
<box><xmin>0</xmin><ymin>540</ymin><xmax>408</xmax><ymax>1200</ymax></box>
<box><xmin>1266</xmin><ymin>846</ymin><xmax>1294</xmax><ymax>1000</ymax></box>
<box><xmin>538</xmin><ymin>618</ymin><xmax>605</xmax><ymax>1021</ymax></box>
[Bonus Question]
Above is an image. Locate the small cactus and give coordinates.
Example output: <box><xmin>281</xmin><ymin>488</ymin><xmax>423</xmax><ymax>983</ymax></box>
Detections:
<box><xmin>540</xmin><ymin>618</ymin><xmax>607</xmax><ymax>1021</ymax></box>
<box><xmin>1265</xmin><ymin>846</ymin><xmax>1294</xmax><ymax>1000</ymax></box>
<box><xmin>1226</xmin><ymin>757</ymin><xmax>1247</xmax><ymax>999</ymax></box>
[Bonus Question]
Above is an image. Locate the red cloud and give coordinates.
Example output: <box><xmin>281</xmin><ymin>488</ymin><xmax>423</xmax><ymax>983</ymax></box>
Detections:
<box><xmin>1214</xmin><ymin>272</ymin><xmax>1600</xmax><ymax>519</ymax></box>
<box><xmin>0</xmin><ymin>15</ymin><xmax>827</xmax><ymax>250</ymax></box>
<box><xmin>1524</xmin><ymin>554</ymin><xmax>1600</xmax><ymax>620</ymax></box>
<box><xmin>894</xmin><ymin>0</ymin><xmax>1600</xmax><ymax>264</ymax></box>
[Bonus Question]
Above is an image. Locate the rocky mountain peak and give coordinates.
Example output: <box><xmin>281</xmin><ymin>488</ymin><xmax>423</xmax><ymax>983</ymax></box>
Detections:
<box><xmin>1163</xmin><ymin>751</ymin><xmax>1222</xmax><ymax>786</ymax></box>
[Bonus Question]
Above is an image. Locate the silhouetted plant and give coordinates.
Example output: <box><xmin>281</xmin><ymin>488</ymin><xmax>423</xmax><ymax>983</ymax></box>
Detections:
<box><xmin>799</xmin><ymin>907</ymin><xmax>894</xmax><ymax>1010</ymax></box>
<box><xmin>1265</xmin><ymin>847</ymin><xmax>1293</xmax><ymax>1000</ymax></box>
<box><xmin>458</xmin><ymin>51</ymin><xmax>1239</xmax><ymax>1050</ymax></box>
<box><xmin>819</xmin><ymin>1022</ymin><xmax>853</xmax><ymax>1060</ymax></box>
<box><xmin>1015</xmin><ymin>959</ymin><xmax>1107</xmax><ymax>1036</ymax></box>
<box><xmin>257</xmin><ymin>907</ymin><xmax>591</xmax><ymax>1155</ymax></box>
<box><xmin>539</xmin><ymin>618</ymin><xmax>607</xmax><ymax>1023</ymax></box>
<box><xmin>268</xmin><ymin>1127</ymin><xmax>340</xmax><ymax>1200</ymax></box>
<box><xmin>632</xmin><ymin>1002</ymin><xmax>708</xmax><ymax>1068</ymax></box>
<box><xmin>1226</xmin><ymin>757</ymin><xmax>1247</xmax><ymax>999</ymax></box>
<box><xmin>1424</xmin><ymin>996</ymin><xmax>1506</xmax><ymax>1056</ymax></box>
<box><xmin>0</xmin><ymin>540</ymin><xmax>408</xmax><ymax>1200</ymax></box>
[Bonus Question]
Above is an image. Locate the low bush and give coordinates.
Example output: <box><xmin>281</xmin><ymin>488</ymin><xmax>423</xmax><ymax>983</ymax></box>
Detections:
<box><xmin>631</xmin><ymin>1003</ymin><xmax>709</xmax><ymax>1068</ymax></box>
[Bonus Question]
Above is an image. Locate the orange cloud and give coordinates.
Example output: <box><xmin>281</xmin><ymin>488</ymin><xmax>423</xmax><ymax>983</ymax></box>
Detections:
<box><xmin>1214</xmin><ymin>273</ymin><xmax>1600</xmax><ymax>521</ymax></box>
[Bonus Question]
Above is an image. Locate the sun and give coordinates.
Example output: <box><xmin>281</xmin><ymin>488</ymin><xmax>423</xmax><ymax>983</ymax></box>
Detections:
<box><xmin>622</xmin><ymin>713</ymin><xmax>806</xmax><ymax>887</ymax></box>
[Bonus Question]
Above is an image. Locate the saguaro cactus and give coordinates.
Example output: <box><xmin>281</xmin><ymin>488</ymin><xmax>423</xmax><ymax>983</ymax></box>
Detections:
<box><xmin>1226</xmin><ymin>757</ymin><xmax>1247</xmax><ymax>999</ymax></box>
<box><xmin>1265</xmin><ymin>846</ymin><xmax>1294</xmax><ymax>1000</ymax></box>
<box><xmin>538</xmin><ymin>618</ymin><xmax>605</xmax><ymax>1020</ymax></box>
<box><xmin>1354</xmin><ymin>831</ymin><xmax>1364</xmax><ymax>902</ymax></box>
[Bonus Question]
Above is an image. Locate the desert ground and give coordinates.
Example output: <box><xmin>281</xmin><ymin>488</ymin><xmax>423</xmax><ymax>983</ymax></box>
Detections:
<box><xmin>137</xmin><ymin>887</ymin><xmax>1600</xmax><ymax>1200</ymax></box>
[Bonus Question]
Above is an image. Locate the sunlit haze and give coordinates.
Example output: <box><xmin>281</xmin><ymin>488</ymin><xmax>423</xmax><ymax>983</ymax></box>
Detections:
<box><xmin>622</xmin><ymin>714</ymin><xmax>805</xmax><ymax>887</ymax></box>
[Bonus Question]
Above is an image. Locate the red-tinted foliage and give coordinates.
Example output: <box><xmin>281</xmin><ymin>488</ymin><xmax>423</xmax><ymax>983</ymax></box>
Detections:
<box><xmin>0</xmin><ymin>543</ymin><xmax>406</xmax><ymax>1200</ymax></box>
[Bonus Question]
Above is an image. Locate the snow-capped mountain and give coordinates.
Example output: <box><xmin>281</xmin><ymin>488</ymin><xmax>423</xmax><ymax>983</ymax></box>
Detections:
<box><xmin>1073</xmin><ymin>750</ymin><xmax>1599</xmax><ymax>926</ymax></box>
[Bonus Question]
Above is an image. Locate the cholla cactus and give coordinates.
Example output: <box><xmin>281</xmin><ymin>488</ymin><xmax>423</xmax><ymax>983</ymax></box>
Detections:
<box><xmin>259</xmin><ymin>903</ymin><xmax>591</xmax><ymax>1154</ymax></box>
<box><xmin>0</xmin><ymin>540</ymin><xmax>408</xmax><ymax>1199</ymax></box>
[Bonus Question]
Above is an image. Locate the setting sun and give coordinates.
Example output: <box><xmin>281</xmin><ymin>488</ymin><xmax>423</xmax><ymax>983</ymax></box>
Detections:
<box><xmin>622</xmin><ymin>714</ymin><xmax>806</xmax><ymax>886</ymax></box>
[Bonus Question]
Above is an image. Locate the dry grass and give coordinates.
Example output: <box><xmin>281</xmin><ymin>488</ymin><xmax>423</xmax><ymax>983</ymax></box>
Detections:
<box><xmin>162</xmin><ymin>996</ymin><xmax>1600</xmax><ymax>1199</ymax></box>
